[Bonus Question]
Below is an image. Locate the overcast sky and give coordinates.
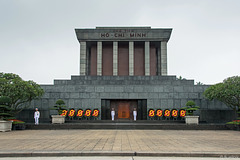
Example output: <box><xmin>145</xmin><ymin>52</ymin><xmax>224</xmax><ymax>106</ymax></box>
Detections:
<box><xmin>1</xmin><ymin>0</ymin><xmax>240</xmax><ymax>85</ymax></box>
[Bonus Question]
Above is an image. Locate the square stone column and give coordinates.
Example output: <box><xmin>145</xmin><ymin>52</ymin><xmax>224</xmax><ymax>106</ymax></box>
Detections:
<box><xmin>97</xmin><ymin>41</ymin><xmax>102</xmax><ymax>76</ymax></box>
<box><xmin>113</xmin><ymin>42</ymin><xmax>118</xmax><ymax>76</ymax></box>
<box><xmin>161</xmin><ymin>41</ymin><xmax>167</xmax><ymax>75</ymax></box>
<box><xmin>86</xmin><ymin>45</ymin><xmax>90</xmax><ymax>75</ymax></box>
<box><xmin>157</xmin><ymin>42</ymin><xmax>161</xmax><ymax>75</ymax></box>
<box><xmin>145</xmin><ymin>41</ymin><xmax>150</xmax><ymax>76</ymax></box>
<box><xmin>129</xmin><ymin>41</ymin><xmax>134</xmax><ymax>76</ymax></box>
<box><xmin>80</xmin><ymin>41</ymin><xmax>87</xmax><ymax>75</ymax></box>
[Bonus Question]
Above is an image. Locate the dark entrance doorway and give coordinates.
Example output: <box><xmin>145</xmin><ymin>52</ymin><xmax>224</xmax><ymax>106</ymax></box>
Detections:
<box><xmin>101</xmin><ymin>99</ymin><xmax>147</xmax><ymax>120</ymax></box>
<box><xmin>118</xmin><ymin>102</ymin><xmax>130</xmax><ymax>119</ymax></box>
<box><xmin>111</xmin><ymin>100</ymin><xmax>137</xmax><ymax>120</ymax></box>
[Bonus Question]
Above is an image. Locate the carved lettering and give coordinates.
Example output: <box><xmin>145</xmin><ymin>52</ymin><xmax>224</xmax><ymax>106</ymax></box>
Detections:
<box><xmin>100</xmin><ymin>33</ymin><xmax>109</xmax><ymax>37</ymax></box>
<box><xmin>114</xmin><ymin>33</ymin><xmax>125</xmax><ymax>37</ymax></box>
<box><xmin>100</xmin><ymin>32</ymin><xmax>147</xmax><ymax>38</ymax></box>
<box><xmin>129</xmin><ymin>33</ymin><xmax>146</xmax><ymax>37</ymax></box>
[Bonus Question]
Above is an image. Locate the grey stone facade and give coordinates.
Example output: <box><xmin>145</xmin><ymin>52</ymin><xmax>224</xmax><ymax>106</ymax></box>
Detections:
<box><xmin>16</xmin><ymin>27</ymin><xmax>234</xmax><ymax>123</ymax></box>
<box><xmin>18</xmin><ymin>75</ymin><xmax>234</xmax><ymax>123</ymax></box>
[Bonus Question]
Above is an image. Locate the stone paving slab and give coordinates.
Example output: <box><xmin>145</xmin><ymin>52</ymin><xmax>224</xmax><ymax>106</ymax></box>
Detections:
<box><xmin>0</xmin><ymin>157</ymin><xmax>240</xmax><ymax>160</ymax></box>
<box><xmin>0</xmin><ymin>130</ymin><xmax>239</xmax><ymax>157</ymax></box>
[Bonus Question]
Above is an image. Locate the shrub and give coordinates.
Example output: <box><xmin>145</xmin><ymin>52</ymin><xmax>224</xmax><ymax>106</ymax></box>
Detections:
<box><xmin>50</xmin><ymin>99</ymin><xmax>67</xmax><ymax>115</ymax></box>
<box><xmin>181</xmin><ymin>100</ymin><xmax>200</xmax><ymax>116</ymax></box>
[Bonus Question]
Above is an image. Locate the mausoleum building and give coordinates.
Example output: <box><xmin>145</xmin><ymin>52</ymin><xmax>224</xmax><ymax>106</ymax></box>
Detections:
<box><xmin>19</xmin><ymin>27</ymin><xmax>234</xmax><ymax>123</ymax></box>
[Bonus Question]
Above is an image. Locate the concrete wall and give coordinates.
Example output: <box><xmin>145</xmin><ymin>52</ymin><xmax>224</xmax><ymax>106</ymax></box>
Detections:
<box><xmin>17</xmin><ymin>75</ymin><xmax>234</xmax><ymax>123</ymax></box>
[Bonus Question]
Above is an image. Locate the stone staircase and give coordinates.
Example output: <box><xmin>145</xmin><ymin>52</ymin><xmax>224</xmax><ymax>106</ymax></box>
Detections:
<box><xmin>26</xmin><ymin>120</ymin><xmax>228</xmax><ymax>130</ymax></box>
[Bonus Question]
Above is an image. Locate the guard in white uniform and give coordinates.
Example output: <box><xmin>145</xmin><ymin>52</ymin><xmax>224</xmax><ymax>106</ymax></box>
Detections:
<box><xmin>34</xmin><ymin>108</ymin><xmax>40</xmax><ymax>125</ymax></box>
<box><xmin>111</xmin><ymin>108</ymin><xmax>115</xmax><ymax>121</ymax></box>
<box><xmin>133</xmin><ymin>108</ymin><xmax>137</xmax><ymax>121</ymax></box>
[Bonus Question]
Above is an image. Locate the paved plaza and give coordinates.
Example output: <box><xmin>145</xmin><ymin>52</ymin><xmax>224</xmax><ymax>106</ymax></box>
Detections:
<box><xmin>0</xmin><ymin>157</ymin><xmax>240</xmax><ymax>160</ymax></box>
<box><xmin>0</xmin><ymin>130</ymin><xmax>239</xmax><ymax>158</ymax></box>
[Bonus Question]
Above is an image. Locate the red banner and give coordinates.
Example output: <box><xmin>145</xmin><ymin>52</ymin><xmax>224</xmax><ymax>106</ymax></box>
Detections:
<box><xmin>156</xmin><ymin>109</ymin><xmax>163</xmax><ymax>117</ymax></box>
<box><xmin>76</xmin><ymin>109</ymin><xmax>84</xmax><ymax>117</ymax></box>
<box><xmin>84</xmin><ymin>109</ymin><xmax>92</xmax><ymax>117</ymax></box>
<box><xmin>164</xmin><ymin>109</ymin><xmax>171</xmax><ymax>117</ymax></box>
<box><xmin>68</xmin><ymin>109</ymin><xmax>76</xmax><ymax>117</ymax></box>
<box><xmin>148</xmin><ymin>109</ymin><xmax>155</xmax><ymax>117</ymax></box>
<box><xmin>92</xmin><ymin>109</ymin><xmax>100</xmax><ymax>117</ymax></box>
<box><xmin>179</xmin><ymin>109</ymin><xmax>186</xmax><ymax>117</ymax></box>
<box><xmin>60</xmin><ymin>109</ymin><xmax>68</xmax><ymax>116</ymax></box>
<box><xmin>171</xmin><ymin>109</ymin><xmax>178</xmax><ymax>118</ymax></box>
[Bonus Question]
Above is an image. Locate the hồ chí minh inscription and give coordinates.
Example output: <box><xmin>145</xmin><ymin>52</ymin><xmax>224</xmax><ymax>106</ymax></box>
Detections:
<box><xmin>100</xmin><ymin>32</ymin><xmax>147</xmax><ymax>38</ymax></box>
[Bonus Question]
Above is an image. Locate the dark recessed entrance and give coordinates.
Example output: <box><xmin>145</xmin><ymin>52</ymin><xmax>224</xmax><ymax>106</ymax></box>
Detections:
<box><xmin>101</xmin><ymin>99</ymin><xmax>147</xmax><ymax>120</ymax></box>
<box><xmin>112</xmin><ymin>100</ymin><xmax>136</xmax><ymax>120</ymax></box>
<box><xmin>118</xmin><ymin>101</ymin><xmax>130</xmax><ymax>119</ymax></box>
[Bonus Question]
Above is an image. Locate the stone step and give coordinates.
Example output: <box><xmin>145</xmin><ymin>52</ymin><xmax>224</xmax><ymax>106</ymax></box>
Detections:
<box><xmin>26</xmin><ymin>123</ymin><xmax>228</xmax><ymax>130</ymax></box>
<box><xmin>52</xmin><ymin>75</ymin><xmax>195</xmax><ymax>86</ymax></box>
<box><xmin>65</xmin><ymin>120</ymin><xmax>186</xmax><ymax>123</ymax></box>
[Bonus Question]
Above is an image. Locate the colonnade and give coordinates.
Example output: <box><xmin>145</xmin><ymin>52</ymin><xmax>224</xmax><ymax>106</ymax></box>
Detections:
<box><xmin>80</xmin><ymin>41</ymin><xmax>167</xmax><ymax>76</ymax></box>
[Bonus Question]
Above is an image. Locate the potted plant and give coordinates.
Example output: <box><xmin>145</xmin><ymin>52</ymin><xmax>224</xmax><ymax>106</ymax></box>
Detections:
<box><xmin>50</xmin><ymin>99</ymin><xmax>67</xmax><ymax>124</ymax></box>
<box><xmin>0</xmin><ymin>96</ymin><xmax>14</xmax><ymax>132</ymax></box>
<box><xmin>181</xmin><ymin>100</ymin><xmax>200</xmax><ymax>125</ymax></box>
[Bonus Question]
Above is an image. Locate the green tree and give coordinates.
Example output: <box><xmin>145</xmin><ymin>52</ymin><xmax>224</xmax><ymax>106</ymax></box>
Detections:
<box><xmin>0</xmin><ymin>72</ymin><xmax>44</xmax><ymax>115</ymax></box>
<box><xmin>203</xmin><ymin>76</ymin><xmax>240</xmax><ymax>119</ymax></box>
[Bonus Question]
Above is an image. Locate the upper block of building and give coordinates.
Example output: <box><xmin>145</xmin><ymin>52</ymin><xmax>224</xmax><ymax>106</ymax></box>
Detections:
<box><xmin>75</xmin><ymin>27</ymin><xmax>172</xmax><ymax>42</ymax></box>
<box><xmin>75</xmin><ymin>27</ymin><xmax>172</xmax><ymax>76</ymax></box>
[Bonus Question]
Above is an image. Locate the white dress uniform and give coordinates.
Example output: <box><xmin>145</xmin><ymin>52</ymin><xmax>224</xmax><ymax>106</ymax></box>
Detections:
<box><xmin>133</xmin><ymin>111</ymin><xmax>137</xmax><ymax>121</ymax></box>
<box><xmin>111</xmin><ymin>111</ymin><xmax>115</xmax><ymax>121</ymax></box>
<box><xmin>34</xmin><ymin>111</ymin><xmax>40</xmax><ymax>125</ymax></box>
